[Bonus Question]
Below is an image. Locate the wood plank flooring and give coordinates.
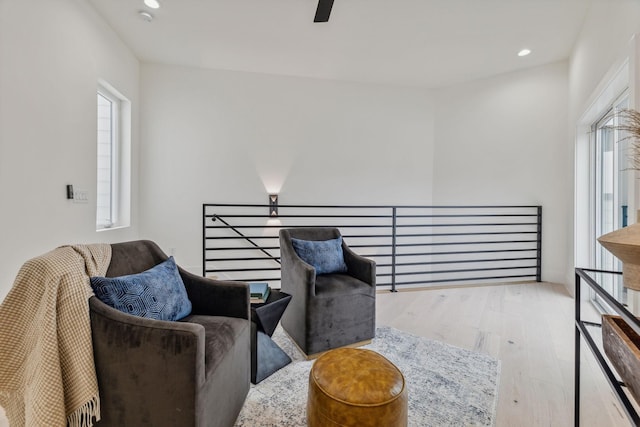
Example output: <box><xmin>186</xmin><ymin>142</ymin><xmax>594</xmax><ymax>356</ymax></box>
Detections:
<box><xmin>376</xmin><ymin>281</ymin><xmax>631</xmax><ymax>426</ymax></box>
<box><xmin>0</xmin><ymin>281</ymin><xmax>632</xmax><ymax>426</ymax></box>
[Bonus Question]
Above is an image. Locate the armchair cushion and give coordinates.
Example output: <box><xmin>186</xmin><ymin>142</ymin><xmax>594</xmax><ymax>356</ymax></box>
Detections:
<box><xmin>291</xmin><ymin>236</ymin><xmax>348</xmax><ymax>275</ymax></box>
<box><xmin>90</xmin><ymin>256</ymin><xmax>192</xmax><ymax>321</ymax></box>
<box><xmin>315</xmin><ymin>274</ymin><xmax>374</xmax><ymax>297</ymax></box>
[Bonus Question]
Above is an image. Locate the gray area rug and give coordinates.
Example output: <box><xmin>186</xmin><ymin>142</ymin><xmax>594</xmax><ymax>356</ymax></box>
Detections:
<box><xmin>235</xmin><ymin>325</ymin><xmax>500</xmax><ymax>427</ymax></box>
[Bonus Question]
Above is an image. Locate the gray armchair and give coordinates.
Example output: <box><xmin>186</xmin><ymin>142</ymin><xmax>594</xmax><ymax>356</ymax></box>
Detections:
<box><xmin>279</xmin><ymin>228</ymin><xmax>376</xmax><ymax>357</ymax></box>
<box><xmin>90</xmin><ymin>240</ymin><xmax>250</xmax><ymax>427</ymax></box>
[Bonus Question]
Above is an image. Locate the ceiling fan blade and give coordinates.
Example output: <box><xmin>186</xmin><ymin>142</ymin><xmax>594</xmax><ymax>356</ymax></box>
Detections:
<box><xmin>314</xmin><ymin>0</ymin><xmax>334</xmax><ymax>22</ymax></box>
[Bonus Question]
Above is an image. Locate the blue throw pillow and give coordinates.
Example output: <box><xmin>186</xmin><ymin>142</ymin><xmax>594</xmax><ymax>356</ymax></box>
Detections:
<box><xmin>90</xmin><ymin>256</ymin><xmax>192</xmax><ymax>321</ymax></box>
<box><xmin>291</xmin><ymin>236</ymin><xmax>348</xmax><ymax>275</ymax></box>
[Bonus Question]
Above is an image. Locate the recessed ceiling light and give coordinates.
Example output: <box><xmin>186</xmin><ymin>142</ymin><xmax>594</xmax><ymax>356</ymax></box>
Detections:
<box><xmin>144</xmin><ymin>0</ymin><xmax>160</xmax><ymax>9</ymax></box>
<box><xmin>139</xmin><ymin>10</ymin><xmax>154</xmax><ymax>22</ymax></box>
<box><xmin>518</xmin><ymin>49</ymin><xmax>532</xmax><ymax>57</ymax></box>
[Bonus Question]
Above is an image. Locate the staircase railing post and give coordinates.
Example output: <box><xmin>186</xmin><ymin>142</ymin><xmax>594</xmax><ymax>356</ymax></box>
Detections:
<box><xmin>392</xmin><ymin>207</ymin><xmax>397</xmax><ymax>292</ymax></box>
<box><xmin>536</xmin><ymin>205</ymin><xmax>542</xmax><ymax>282</ymax></box>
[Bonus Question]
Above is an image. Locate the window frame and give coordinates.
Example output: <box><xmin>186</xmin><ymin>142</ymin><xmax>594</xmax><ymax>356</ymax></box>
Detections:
<box><xmin>589</xmin><ymin>91</ymin><xmax>629</xmax><ymax>310</ymax></box>
<box><xmin>96</xmin><ymin>81</ymin><xmax>131</xmax><ymax>231</ymax></box>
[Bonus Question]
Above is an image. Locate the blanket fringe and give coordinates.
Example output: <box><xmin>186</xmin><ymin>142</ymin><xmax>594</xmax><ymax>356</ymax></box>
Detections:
<box><xmin>67</xmin><ymin>396</ymin><xmax>100</xmax><ymax>427</ymax></box>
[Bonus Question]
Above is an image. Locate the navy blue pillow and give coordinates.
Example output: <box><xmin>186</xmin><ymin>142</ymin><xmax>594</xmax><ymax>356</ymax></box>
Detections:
<box><xmin>90</xmin><ymin>256</ymin><xmax>192</xmax><ymax>321</ymax></box>
<box><xmin>291</xmin><ymin>236</ymin><xmax>348</xmax><ymax>275</ymax></box>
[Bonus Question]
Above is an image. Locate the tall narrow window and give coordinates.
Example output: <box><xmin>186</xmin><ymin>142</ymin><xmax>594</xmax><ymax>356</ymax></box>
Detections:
<box><xmin>97</xmin><ymin>82</ymin><xmax>131</xmax><ymax>231</ymax></box>
<box><xmin>97</xmin><ymin>91</ymin><xmax>117</xmax><ymax>228</ymax></box>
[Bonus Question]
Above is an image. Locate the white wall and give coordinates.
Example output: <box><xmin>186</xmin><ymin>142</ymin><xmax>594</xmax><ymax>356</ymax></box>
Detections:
<box><xmin>569</xmin><ymin>0</ymin><xmax>640</xmax><ymax>122</ymax></box>
<box><xmin>0</xmin><ymin>0</ymin><xmax>140</xmax><ymax>301</ymax></box>
<box><xmin>432</xmin><ymin>61</ymin><xmax>570</xmax><ymax>284</ymax></box>
<box><xmin>139</xmin><ymin>64</ymin><xmax>435</xmax><ymax>272</ymax></box>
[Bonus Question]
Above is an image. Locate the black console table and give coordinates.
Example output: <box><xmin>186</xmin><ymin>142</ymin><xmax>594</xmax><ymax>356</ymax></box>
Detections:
<box><xmin>250</xmin><ymin>289</ymin><xmax>292</xmax><ymax>384</ymax></box>
<box><xmin>575</xmin><ymin>268</ymin><xmax>640</xmax><ymax>426</ymax></box>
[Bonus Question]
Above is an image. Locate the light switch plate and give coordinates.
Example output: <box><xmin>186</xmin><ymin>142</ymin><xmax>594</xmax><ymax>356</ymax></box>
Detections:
<box><xmin>73</xmin><ymin>190</ymin><xmax>89</xmax><ymax>204</ymax></box>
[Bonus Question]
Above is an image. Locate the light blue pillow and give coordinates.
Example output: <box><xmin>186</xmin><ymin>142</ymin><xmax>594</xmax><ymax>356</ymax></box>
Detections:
<box><xmin>291</xmin><ymin>236</ymin><xmax>348</xmax><ymax>275</ymax></box>
<box><xmin>90</xmin><ymin>256</ymin><xmax>192</xmax><ymax>321</ymax></box>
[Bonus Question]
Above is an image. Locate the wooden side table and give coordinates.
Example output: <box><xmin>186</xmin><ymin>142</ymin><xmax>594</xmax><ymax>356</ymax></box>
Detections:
<box><xmin>250</xmin><ymin>289</ymin><xmax>292</xmax><ymax>384</ymax></box>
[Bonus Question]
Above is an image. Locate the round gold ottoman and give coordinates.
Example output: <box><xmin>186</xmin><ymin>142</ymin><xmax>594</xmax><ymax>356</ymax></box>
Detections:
<box><xmin>307</xmin><ymin>348</ymin><xmax>408</xmax><ymax>427</ymax></box>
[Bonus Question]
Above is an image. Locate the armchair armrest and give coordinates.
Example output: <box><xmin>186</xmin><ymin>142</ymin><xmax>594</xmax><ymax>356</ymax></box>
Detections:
<box><xmin>89</xmin><ymin>296</ymin><xmax>205</xmax><ymax>353</ymax></box>
<box><xmin>279</xmin><ymin>232</ymin><xmax>317</xmax><ymax>298</ymax></box>
<box><xmin>179</xmin><ymin>268</ymin><xmax>250</xmax><ymax>320</ymax></box>
<box><xmin>343</xmin><ymin>244</ymin><xmax>376</xmax><ymax>286</ymax></box>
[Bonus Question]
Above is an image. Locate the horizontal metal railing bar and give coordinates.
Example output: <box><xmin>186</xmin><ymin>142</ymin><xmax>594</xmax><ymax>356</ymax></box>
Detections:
<box><xmin>346</xmin><ymin>248</ymin><xmax>538</xmax><ymax>259</ymax></box>
<box><xmin>206</xmin><ymin>257</ymin><xmax>283</xmax><ymax>262</ymax></box>
<box><xmin>395</xmin><ymin>248</ymin><xmax>537</xmax><ymax>256</ymax></box>
<box><xmin>206</xmin><ymin>234</ymin><xmax>393</xmax><ymax>240</ymax></box>
<box><xmin>376</xmin><ymin>267</ymin><xmax>536</xmax><ymax>283</ymax></box>
<box><xmin>205</xmin><ymin>246</ymin><xmax>280</xmax><ymax>251</ymax></box>
<box><xmin>210</xmin><ymin>267</ymin><xmax>282</xmax><ymax>273</ymax></box>
<box><xmin>350</xmin><ymin>241</ymin><xmax>538</xmax><ymax>249</ymax></box>
<box><xmin>211</xmin><ymin>272</ymin><xmax>535</xmax><ymax>283</ymax></box>
<box><xmin>207</xmin><ymin>213</ymin><xmax>537</xmax><ymax>219</ymax></box>
<box><xmin>205</xmin><ymin>224</ymin><xmax>394</xmax><ymax>229</ymax></box>
<box><xmin>392</xmin><ymin>265</ymin><xmax>537</xmax><ymax>276</ymax></box>
<box><xmin>211</xmin><ymin>214</ymin><xmax>393</xmax><ymax>219</ymax></box>
<box><xmin>203</xmin><ymin>245</ymin><xmax>394</xmax><ymax>251</ymax></box>
<box><xmin>342</xmin><ymin>234</ymin><xmax>392</xmax><ymax>239</ymax></box>
<box><xmin>397</xmin><ymin>214</ymin><xmax>539</xmax><ymax>218</ymax></box>
<box><xmin>396</xmin><ymin>223</ymin><xmax>539</xmax><ymax>228</ymax></box>
<box><xmin>204</xmin><ymin>203</ymin><xmax>541</xmax><ymax>209</ymax></box>
<box><xmin>203</xmin><ymin>247</ymin><xmax>538</xmax><ymax>257</ymax></box>
<box><xmin>206</xmin><ymin>254</ymin><xmax>391</xmax><ymax>261</ymax></box>
<box><xmin>390</xmin><ymin>274</ymin><xmax>537</xmax><ymax>285</ymax></box>
<box><xmin>393</xmin><ymin>257</ymin><xmax>539</xmax><ymax>267</ymax></box>
<box><xmin>206</xmin><ymin>257</ymin><xmax>537</xmax><ymax>268</ymax></box>
<box><xmin>203</xmin><ymin>246</ymin><xmax>535</xmax><ymax>256</ymax></box>
<box><xmin>206</xmin><ymin>222</ymin><xmax>538</xmax><ymax>229</ymax></box>
<box><xmin>205</xmin><ymin>231</ymin><xmax>536</xmax><ymax>240</ymax></box>
<box><xmin>205</xmin><ymin>237</ymin><xmax>282</xmax><ymax>241</ymax></box>
<box><xmin>206</xmin><ymin>244</ymin><xmax>536</xmax><ymax>254</ymax></box>
<box><xmin>206</xmin><ymin>265</ymin><xmax>536</xmax><ymax>276</ymax></box>
<box><xmin>395</xmin><ymin>231</ymin><xmax>538</xmax><ymax>237</ymax></box>
<box><xmin>205</xmin><ymin>273</ymin><xmax>537</xmax><ymax>284</ymax></box>
<box><xmin>394</xmin><ymin>240</ymin><xmax>538</xmax><ymax>247</ymax></box>
<box><xmin>208</xmin><ymin>256</ymin><xmax>536</xmax><ymax>267</ymax></box>
<box><xmin>376</xmin><ymin>258</ymin><xmax>536</xmax><ymax>269</ymax></box>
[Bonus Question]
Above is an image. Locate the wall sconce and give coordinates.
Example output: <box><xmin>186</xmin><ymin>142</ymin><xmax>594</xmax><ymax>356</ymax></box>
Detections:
<box><xmin>269</xmin><ymin>194</ymin><xmax>278</xmax><ymax>216</ymax></box>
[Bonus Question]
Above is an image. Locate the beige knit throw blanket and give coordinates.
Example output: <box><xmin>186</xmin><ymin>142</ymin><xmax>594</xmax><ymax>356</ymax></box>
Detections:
<box><xmin>0</xmin><ymin>244</ymin><xmax>112</xmax><ymax>427</ymax></box>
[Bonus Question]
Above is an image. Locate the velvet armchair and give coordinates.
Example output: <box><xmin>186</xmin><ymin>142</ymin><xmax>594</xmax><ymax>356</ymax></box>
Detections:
<box><xmin>279</xmin><ymin>228</ymin><xmax>376</xmax><ymax>357</ymax></box>
<box><xmin>90</xmin><ymin>240</ymin><xmax>250</xmax><ymax>427</ymax></box>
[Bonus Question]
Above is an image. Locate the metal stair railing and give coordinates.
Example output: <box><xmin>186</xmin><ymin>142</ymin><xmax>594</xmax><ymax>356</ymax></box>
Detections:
<box><xmin>203</xmin><ymin>204</ymin><xmax>542</xmax><ymax>291</ymax></box>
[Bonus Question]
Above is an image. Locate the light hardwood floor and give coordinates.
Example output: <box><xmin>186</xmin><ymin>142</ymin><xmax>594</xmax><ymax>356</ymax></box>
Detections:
<box><xmin>376</xmin><ymin>281</ymin><xmax>631</xmax><ymax>426</ymax></box>
<box><xmin>0</xmin><ymin>281</ymin><xmax>631</xmax><ymax>426</ymax></box>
